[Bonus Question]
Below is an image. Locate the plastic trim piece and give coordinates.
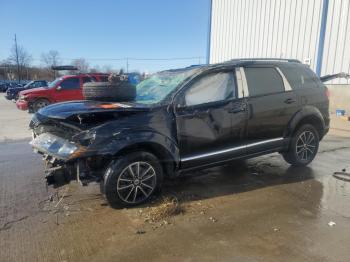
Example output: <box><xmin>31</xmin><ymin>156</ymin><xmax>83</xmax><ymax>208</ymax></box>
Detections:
<box><xmin>240</xmin><ymin>68</ymin><xmax>249</xmax><ymax>97</ymax></box>
<box><xmin>276</xmin><ymin>67</ymin><xmax>292</xmax><ymax>91</ymax></box>
<box><xmin>181</xmin><ymin>137</ymin><xmax>284</xmax><ymax>162</ymax></box>
<box><xmin>235</xmin><ymin>68</ymin><xmax>244</xmax><ymax>98</ymax></box>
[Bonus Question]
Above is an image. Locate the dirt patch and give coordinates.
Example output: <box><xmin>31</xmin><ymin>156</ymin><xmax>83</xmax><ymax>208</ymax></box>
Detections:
<box><xmin>144</xmin><ymin>195</ymin><xmax>184</xmax><ymax>223</ymax></box>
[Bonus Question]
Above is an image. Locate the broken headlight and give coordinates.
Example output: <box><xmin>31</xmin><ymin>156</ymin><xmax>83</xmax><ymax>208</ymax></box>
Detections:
<box><xmin>30</xmin><ymin>133</ymin><xmax>80</xmax><ymax>159</ymax></box>
<box><xmin>72</xmin><ymin>130</ymin><xmax>97</xmax><ymax>146</ymax></box>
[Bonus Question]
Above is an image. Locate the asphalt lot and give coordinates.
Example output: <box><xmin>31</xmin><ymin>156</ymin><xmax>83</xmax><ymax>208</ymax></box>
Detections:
<box><xmin>1</xmin><ymin>94</ymin><xmax>350</xmax><ymax>262</ymax></box>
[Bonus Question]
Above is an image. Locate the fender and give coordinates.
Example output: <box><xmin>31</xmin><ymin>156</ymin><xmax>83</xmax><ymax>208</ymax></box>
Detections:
<box><xmin>284</xmin><ymin>106</ymin><xmax>326</xmax><ymax>138</ymax></box>
<box><xmin>95</xmin><ymin>129</ymin><xmax>180</xmax><ymax>169</ymax></box>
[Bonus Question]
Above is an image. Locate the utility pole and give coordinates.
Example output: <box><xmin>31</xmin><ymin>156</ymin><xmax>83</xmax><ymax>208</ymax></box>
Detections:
<box><xmin>126</xmin><ymin>57</ymin><xmax>129</xmax><ymax>73</ymax></box>
<box><xmin>14</xmin><ymin>34</ymin><xmax>21</xmax><ymax>83</ymax></box>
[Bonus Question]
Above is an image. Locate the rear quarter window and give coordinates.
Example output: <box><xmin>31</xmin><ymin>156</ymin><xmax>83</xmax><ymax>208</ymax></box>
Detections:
<box><xmin>280</xmin><ymin>65</ymin><xmax>320</xmax><ymax>89</ymax></box>
<box><xmin>244</xmin><ymin>67</ymin><xmax>284</xmax><ymax>96</ymax></box>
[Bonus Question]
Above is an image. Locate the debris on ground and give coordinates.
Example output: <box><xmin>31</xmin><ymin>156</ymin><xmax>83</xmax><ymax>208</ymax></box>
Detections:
<box><xmin>333</xmin><ymin>170</ymin><xmax>350</xmax><ymax>182</ymax></box>
<box><xmin>328</xmin><ymin>221</ymin><xmax>336</xmax><ymax>227</ymax></box>
<box><xmin>144</xmin><ymin>196</ymin><xmax>184</xmax><ymax>223</ymax></box>
<box><xmin>273</xmin><ymin>227</ymin><xmax>280</xmax><ymax>232</ymax></box>
<box><xmin>136</xmin><ymin>229</ymin><xmax>146</xmax><ymax>235</ymax></box>
<box><xmin>209</xmin><ymin>216</ymin><xmax>217</xmax><ymax>223</ymax></box>
<box><xmin>0</xmin><ymin>216</ymin><xmax>29</xmax><ymax>231</ymax></box>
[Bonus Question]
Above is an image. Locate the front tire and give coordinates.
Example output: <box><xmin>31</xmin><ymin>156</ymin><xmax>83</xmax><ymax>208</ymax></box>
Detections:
<box><xmin>103</xmin><ymin>151</ymin><xmax>163</xmax><ymax>208</ymax></box>
<box><xmin>282</xmin><ymin>124</ymin><xmax>320</xmax><ymax>166</ymax></box>
<box><xmin>33</xmin><ymin>99</ymin><xmax>50</xmax><ymax>112</ymax></box>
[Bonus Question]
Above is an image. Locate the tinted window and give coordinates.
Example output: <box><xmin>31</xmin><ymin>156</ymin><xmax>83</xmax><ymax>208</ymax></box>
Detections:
<box><xmin>33</xmin><ymin>81</ymin><xmax>46</xmax><ymax>87</ymax></box>
<box><xmin>99</xmin><ymin>76</ymin><xmax>109</xmax><ymax>82</ymax></box>
<box><xmin>60</xmin><ymin>78</ymin><xmax>80</xmax><ymax>90</ymax></box>
<box><xmin>185</xmin><ymin>72</ymin><xmax>235</xmax><ymax>106</ymax></box>
<box><xmin>245</xmin><ymin>67</ymin><xmax>284</xmax><ymax>96</ymax></box>
<box><xmin>82</xmin><ymin>77</ymin><xmax>93</xmax><ymax>83</ymax></box>
<box><xmin>299</xmin><ymin>68</ymin><xmax>319</xmax><ymax>88</ymax></box>
<box><xmin>280</xmin><ymin>65</ymin><xmax>319</xmax><ymax>89</ymax></box>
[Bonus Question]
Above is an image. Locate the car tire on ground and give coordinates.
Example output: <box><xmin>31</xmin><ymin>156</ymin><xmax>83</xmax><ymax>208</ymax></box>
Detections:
<box><xmin>103</xmin><ymin>151</ymin><xmax>163</xmax><ymax>208</ymax></box>
<box><xmin>282</xmin><ymin>124</ymin><xmax>320</xmax><ymax>166</ymax></box>
<box><xmin>33</xmin><ymin>98</ymin><xmax>50</xmax><ymax>112</ymax></box>
<box><xmin>83</xmin><ymin>82</ymin><xmax>136</xmax><ymax>102</ymax></box>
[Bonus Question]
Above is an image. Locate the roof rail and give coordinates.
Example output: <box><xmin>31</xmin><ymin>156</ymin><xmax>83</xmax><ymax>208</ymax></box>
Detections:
<box><xmin>227</xmin><ymin>58</ymin><xmax>302</xmax><ymax>63</ymax></box>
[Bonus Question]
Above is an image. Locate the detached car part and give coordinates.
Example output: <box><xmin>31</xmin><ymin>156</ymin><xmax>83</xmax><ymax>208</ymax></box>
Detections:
<box><xmin>320</xmin><ymin>72</ymin><xmax>350</xmax><ymax>82</ymax></box>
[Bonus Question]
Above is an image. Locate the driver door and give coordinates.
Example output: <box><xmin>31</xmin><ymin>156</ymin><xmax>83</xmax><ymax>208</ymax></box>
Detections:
<box><xmin>52</xmin><ymin>77</ymin><xmax>83</xmax><ymax>102</ymax></box>
<box><xmin>175</xmin><ymin>70</ymin><xmax>247</xmax><ymax>169</ymax></box>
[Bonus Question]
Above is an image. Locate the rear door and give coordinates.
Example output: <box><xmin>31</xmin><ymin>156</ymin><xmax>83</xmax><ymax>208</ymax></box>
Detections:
<box><xmin>243</xmin><ymin>65</ymin><xmax>299</xmax><ymax>152</ymax></box>
<box><xmin>52</xmin><ymin>76</ymin><xmax>83</xmax><ymax>102</ymax></box>
<box><xmin>280</xmin><ymin>64</ymin><xmax>329</xmax><ymax>119</ymax></box>
<box><xmin>175</xmin><ymin>69</ymin><xmax>247</xmax><ymax>169</ymax></box>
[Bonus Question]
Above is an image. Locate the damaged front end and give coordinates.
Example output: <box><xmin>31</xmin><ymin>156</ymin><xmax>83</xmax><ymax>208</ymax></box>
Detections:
<box><xmin>30</xmin><ymin>132</ymin><xmax>106</xmax><ymax>187</ymax></box>
<box><xmin>28</xmin><ymin>101</ymin><xmax>134</xmax><ymax>188</ymax></box>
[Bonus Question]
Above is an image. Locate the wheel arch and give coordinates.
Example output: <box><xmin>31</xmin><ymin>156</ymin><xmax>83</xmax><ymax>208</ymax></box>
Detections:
<box><xmin>30</xmin><ymin>97</ymin><xmax>51</xmax><ymax>106</ymax></box>
<box><xmin>98</xmin><ymin>131</ymin><xmax>180</xmax><ymax>178</ymax></box>
<box><xmin>285</xmin><ymin>106</ymin><xmax>326</xmax><ymax>140</ymax></box>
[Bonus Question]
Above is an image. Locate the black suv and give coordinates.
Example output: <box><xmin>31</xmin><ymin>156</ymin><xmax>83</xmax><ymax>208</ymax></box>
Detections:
<box><xmin>29</xmin><ymin>59</ymin><xmax>329</xmax><ymax>207</ymax></box>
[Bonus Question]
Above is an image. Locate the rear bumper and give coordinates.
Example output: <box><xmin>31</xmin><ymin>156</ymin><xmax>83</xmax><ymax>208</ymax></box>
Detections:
<box><xmin>16</xmin><ymin>100</ymin><xmax>29</xmax><ymax>111</ymax></box>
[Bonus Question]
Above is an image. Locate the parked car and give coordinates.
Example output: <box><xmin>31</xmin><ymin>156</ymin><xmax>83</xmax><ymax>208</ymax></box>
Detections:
<box><xmin>29</xmin><ymin>59</ymin><xmax>330</xmax><ymax>207</ymax></box>
<box><xmin>16</xmin><ymin>73</ymin><xmax>109</xmax><ymax>112</ymax></box>
<box><xmin>5</xmin><ymin>80</ymin><xmax>48</xmax><ymax>100</ymax></box>
<box><xmin>0</xmin><ymin>81</ymin><xmax>22</xmax><ymax>92</ymax></box>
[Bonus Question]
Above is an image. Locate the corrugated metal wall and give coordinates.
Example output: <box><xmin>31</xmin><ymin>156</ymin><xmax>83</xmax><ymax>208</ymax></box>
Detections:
<box><xmin>209</xmin><ymin>0</ymin><xmax>350</xmax><ymax>84</ymax></box>
<box><xmin>322</xmin><ymin>0</ymin><xmax>350</xmax><ymax>83</ymax></box>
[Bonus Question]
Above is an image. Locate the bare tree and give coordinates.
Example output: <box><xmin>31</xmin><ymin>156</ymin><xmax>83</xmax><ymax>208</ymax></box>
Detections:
<box><xmin>7</xmin><ymin>35</ymin><xmax>32</xmax><ymax>81</ymax></box>
<box><xmin>71</xmin><ymin>58</ymin><xmax>89</xmax><ymax>73</ymax></box>
<box><xmin>41</xmin><ymin>50</ymin><xmax>61</xmax><ymax>68</ymax></box>
<box><xmin>41</xmin><ymin>50</ymin><xmax>61</xmax><ymax>79</ymax></box>
<box><xmin>89</xmin><ymin>65</ymin><xmax>101</xmax><ymax>73</ymax></box>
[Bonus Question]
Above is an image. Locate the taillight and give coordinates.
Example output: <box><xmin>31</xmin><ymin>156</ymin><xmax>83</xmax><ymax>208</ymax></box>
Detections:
<box><xmin>325</xmin><ymin>88</ymin><xmax>330</xmax><ymax>98</ymax></box>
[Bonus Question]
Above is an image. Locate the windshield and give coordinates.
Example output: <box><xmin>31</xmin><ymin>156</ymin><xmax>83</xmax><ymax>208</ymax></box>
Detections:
<box><xmin>47</xmin><ymin>78</ymin><xmax>62</xmax><ymax>88</ymax></box>
<box><xmin>24</xmin><ymin>81</ymin><xmax>34</xmax><ymax>88</ymax></box>
<box><xmin>135</xmin><ymin>68</ymin><xmax>199</xmax><ymax>104</ymax></box>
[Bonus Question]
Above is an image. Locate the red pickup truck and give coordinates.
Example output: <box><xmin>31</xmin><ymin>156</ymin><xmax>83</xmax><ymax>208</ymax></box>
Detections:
<box><xmin>16</xmin><ymin>73</ymin><xmax>109</xmax><ymax>112</ymax></box>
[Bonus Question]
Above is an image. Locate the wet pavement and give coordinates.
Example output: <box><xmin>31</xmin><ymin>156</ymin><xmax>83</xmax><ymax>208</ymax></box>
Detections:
<box><xmin>1</xmin><ymin>133</ymin><xmax>350</xmax><ymax>261</ymax></box>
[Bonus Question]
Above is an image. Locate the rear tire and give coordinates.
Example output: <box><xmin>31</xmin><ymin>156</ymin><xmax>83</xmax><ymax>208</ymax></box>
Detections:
<box><xmin>33</xmin><ymin>98</ymin><xmax>50</xmax><ymax>112</ymax></box>
<box><xmin>282</xmin><ymin>124</ymin><xmax>319</xmax><ymax>166</ymax></box>
<box><xmin>103</xmin><ymin>151</ymin><xmax>163</xmax><ymax>208</ymax></box>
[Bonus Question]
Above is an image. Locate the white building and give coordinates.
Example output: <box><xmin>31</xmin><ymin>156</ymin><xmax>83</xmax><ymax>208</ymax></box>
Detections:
<box><xmin>208</xmin><ymin>0</ymin><xmax>350</xmax><ymax>84</ymax></box>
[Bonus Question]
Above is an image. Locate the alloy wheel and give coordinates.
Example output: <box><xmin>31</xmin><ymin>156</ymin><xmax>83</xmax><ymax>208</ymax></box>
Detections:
<box><xmin>296</xmin><ymin>131</ymin><xmax>316</xmax><ymax>162</ymax></box>
<box><xmin>116</xmin><ymin>161</ymin><xmax>157</xmax><ymax>204</ymax></box>
<box><xmin>36</xmin><ymin>101</ymin><xmax>48</xmax><ymax>109</ymax></box>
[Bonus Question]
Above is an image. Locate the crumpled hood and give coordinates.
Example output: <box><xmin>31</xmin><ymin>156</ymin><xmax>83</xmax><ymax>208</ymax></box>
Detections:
<box><xmin>38</xmin><ymin>100</ymin><xmax>149</xmax><ymax>120</ymax></box>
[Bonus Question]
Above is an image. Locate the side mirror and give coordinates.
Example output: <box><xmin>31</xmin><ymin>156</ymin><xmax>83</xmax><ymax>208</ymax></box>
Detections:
<box><xmin>56</xmin><ymin>86</ymin><xmax>62</xmax><ymax>91</ymax></box>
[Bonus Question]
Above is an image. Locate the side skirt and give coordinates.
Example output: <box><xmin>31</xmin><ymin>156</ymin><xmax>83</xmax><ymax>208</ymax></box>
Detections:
<box><xmin>178</xmin><ymin>146</ymin><xmax>284</xmax><ymax>174</ymax></box>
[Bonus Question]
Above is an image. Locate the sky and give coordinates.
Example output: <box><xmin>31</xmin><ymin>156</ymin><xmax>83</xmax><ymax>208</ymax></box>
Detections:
<box><xmin>0</xmin><ymin>0</ymin><xmax>210</xmax><ymax>73</ymax></box>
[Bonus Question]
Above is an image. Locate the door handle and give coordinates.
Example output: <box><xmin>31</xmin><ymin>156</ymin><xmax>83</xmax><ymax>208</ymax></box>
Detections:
<box><xmin>181</xmin><ymin>109</ymin><xmax>209</xmax><ymax>119</ymax></box>
<box><xmin>284</xmin><ymin>98</ymin><xmax>296</xmax><ymax>104</ymax></box>
<box><xmin>195</xmin><ymin>109</ymin><xmax>210</xmax><ymax>118</ymax></box>
<box><xmin>229</xmin><ymin>103</ymin><xmax>246</xmax><ymax>113</ymax></box>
